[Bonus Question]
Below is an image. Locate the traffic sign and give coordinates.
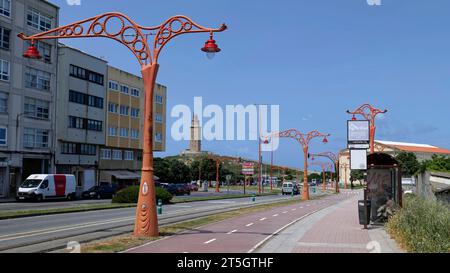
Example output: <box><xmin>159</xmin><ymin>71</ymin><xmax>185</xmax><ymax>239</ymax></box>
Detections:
<box><xmin>242</xmin><ymin>162</ymin><xmax>254</xmax><ymax>175</ymax></box>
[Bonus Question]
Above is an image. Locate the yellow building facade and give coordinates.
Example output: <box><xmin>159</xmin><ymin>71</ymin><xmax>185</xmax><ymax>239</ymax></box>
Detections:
<box><xmin>99</xmin><ymin>66</ymin><xmax>166</xmax><ymax>187</ymax></box>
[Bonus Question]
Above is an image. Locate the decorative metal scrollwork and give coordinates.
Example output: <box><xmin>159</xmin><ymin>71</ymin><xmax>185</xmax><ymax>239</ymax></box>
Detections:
<box><xmin>18</xmin><ymin>12</ymin><xmax>227</xmax><ymax>66</ymax></box>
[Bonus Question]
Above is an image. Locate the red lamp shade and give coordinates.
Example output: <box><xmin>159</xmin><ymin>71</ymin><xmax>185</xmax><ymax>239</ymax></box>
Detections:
<box><xmin>351</xmin><ymin>115</ymin><xmax>357</xmax><ymax>121</ymax></box>
<box><xmin>23</xmin><ymin>43</ymin><xmax>42</xmax><ymax>59</ymax></box>
<box><xmin>264</xmin><ymin>139</ymin><xmax>269</xmax><ymax>144</ymax></box>
<box><xmin>201</xmin><ymin>34</ymin><xmax>221</xmax><ymax>59</ymax></box>
<box><xmin>322</xmin><ymin>137</ymin><xmax>328</xmax><ymax>144</ymax></box>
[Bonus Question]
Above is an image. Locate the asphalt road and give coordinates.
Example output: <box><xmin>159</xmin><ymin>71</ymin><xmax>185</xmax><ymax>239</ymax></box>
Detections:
<box><xmin>127</xmin><ymin>191</ymin><xmax>359</xmax><ymax>253</ymax></box>
<box><xmin>0</xmin><ymin>189</ymin><xmax>260</xmax><ymax>211</ymax></box>
<box><xmin>0</xmin><ymin>193</ymin><xmax>295</xmax><ymax>253</ymax></box>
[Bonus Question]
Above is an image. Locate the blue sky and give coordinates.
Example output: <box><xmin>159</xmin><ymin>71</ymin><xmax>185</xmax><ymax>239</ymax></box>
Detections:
<box><xmin>51</xmin><ymin>0</ymin><xmax>450</xmax><ymax>170</ymax></box>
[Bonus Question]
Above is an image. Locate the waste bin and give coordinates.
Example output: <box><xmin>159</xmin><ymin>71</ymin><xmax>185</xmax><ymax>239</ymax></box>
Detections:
<box><xmin>358</xmin><ymin>200</ymin><xmax>371</xmax><ymax>226</ymax></box>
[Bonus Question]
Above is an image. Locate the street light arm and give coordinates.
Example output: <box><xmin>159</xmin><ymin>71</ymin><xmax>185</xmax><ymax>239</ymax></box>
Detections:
<box><xmin>18</xmin><ymin>12</ymin><xmax>153</xmax><ymax>66</ymax></box>
<box><xmin>18</xmin><ymin>12</ymin><xmax>227</xmax><ymax>66</ymax></box>
<box><xmin>152</xmin><ymin>16</ymin><xmax>227</xmax><ymax>62</ymax></box>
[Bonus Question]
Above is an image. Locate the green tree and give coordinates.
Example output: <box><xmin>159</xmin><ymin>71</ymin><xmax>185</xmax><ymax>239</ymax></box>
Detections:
<box><xmin>350</xmin><ymin>170</ymin><xmax>364</xmax><ymax>186</ymax></box>
<box><xmin>419</xmin><ymin>154</ymin><xmax>450</xmax><ymax>173</ymax></box>
<box><xmin>395</xmin><ymin>152</ymin><xmax>420</xmax><ymax>176</ymax></box>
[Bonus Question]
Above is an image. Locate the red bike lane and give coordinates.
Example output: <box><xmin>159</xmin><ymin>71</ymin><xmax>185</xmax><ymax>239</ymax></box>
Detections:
<box><xmin>126</xmin><ymin>191</ymin><xmax>358</xmax><ymax>253</ymax></box>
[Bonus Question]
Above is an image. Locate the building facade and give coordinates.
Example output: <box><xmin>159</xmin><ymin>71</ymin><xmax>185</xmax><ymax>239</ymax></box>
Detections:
<box><xmin>0</xmin><ymin>0</ymin><xmax>59</xmax><ymax>197</ymax></box>
<box><xmin>55</xmin><ymin>44</ymin><xmax>107</xmax><ymax>194</ymax></box>
<box><xmin>99</xmin><ymin>66</ymin><xmax>166</xmax><ymax>188</ymax></box>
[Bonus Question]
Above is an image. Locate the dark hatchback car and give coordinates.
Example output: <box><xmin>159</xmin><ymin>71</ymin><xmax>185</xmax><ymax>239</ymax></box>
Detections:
<box><xmin>175</xmin><ymin>183</ymin><xmax>191</xmax><ymax>196</ymax></box>
<box><xmin>160</xmin><ymin>183</ymin><xmax>178</xmax><ymax>195</ymax></box>
<box><xmin>82</xmin><ymin>185</ymin><xmax>117</xmax><ymax>199</ymax></box>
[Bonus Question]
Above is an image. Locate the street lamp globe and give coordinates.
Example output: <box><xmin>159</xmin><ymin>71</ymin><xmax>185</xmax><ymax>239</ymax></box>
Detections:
<box><xmin>23</xmin><ymin>42</ymin><xmax>42</xmax><ymax>59</ymax></box>
<box><xmin>201</xmin><ymin>33</ymin><xmax>221</xmax><ymax>59</ymax></box>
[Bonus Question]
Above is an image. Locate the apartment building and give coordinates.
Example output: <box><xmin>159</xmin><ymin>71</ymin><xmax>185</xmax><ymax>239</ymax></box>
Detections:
<box><xmin>55</xmin><ymin>44</ymin><xmax>107</xmax><ymax>194</ymax></box>
<box><xmin>0</xmin><ymin>0</ymin><xmax>58</xmax><ymax>197</ymax></box>
<box><xmin>99</xmin><ymin>66</ymin><xmax>166</xmax><ymax>188</ymax></box>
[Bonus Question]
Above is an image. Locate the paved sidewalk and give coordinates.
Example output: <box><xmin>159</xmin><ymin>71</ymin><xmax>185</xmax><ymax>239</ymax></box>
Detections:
<box><xmin>257</xmin><ymin>191</ymin><xmax>403</xmax><ymax>253</ymax></box>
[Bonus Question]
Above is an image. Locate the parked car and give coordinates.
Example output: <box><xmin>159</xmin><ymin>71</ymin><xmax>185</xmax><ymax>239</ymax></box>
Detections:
<box><xmin>281</xmin><ymin>182</ymin><xmax>300</xmax><ymax>195</ymax></box>
<box><xmin>189</xmin><ymin>183</ymin><xmax>199</xmax><ymax>192</ymax></box>
<box><xmin>161</xmin><ymin>183</ymin><xmax>178</xmax><ymax>195</ymax></box>
<box><xmin>16</xmin><ymin>174</ymin><xmax>77</xmax><ymax>202</ymax></box>
<box><xmin>82</xmin><ymin>185</ymin><xmax>117</xmax><ymax>199</ymax></box>
<box><xmin>175</xmin><ymin>183</ymin><xmax>191</xmax><ymax>196</ymax></box>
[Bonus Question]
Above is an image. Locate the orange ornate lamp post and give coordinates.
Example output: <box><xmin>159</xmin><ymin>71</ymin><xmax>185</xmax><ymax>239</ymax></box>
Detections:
<box><xmin>346</xmin><ymin>104</ymin><xmax>387</xmax><ymax>154</ymax></box>
<box><xmin>310</xmin><ymin>151</ymin><xmax>340</xmax><ymax>193</ymax></box>
<box><xmin>18</xmin><ymin>13</ymin><xmax>227</xmax><ymax>237</ymax></box>
<box><xmin>309</xmin><ymin>161</ymin><xmax>332</xmax><ymax>191</ymax></box>
<box><xmin>276</xmin><ymin>129</ymin><xmax>330</xmax><ymax>200</ymax></box>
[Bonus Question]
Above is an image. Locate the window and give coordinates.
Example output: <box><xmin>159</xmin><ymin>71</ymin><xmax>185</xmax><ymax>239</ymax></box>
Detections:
<box><xmin>108</xmin><ymin>81</ymin><xmax>119</xmax><ymax>91</ymax></box>
<box><xmin>119</xmin><ymin>128</ymin><xmax>129</xmax><ymax>138</ymax></box>
<box><xmin>131</xmin><ymin>88</ymin><xmax>140</xmax><ymax>97</ymax></box>
<box><xmin>131</xmin><ymin>129</ymin><xmax>139</xmax><ymax>139</ymax></box>
<box><xmin>0</xmin><ymin>92</ymin><xmax>7</xmax><ymax>114</ymax></box>
<box><xmin>61</xmin><ymin>142</ymin><xmax>77</xmax><ymax>154</ymax></box>
<box><xmin>24</xmin><ymin>97</ymin><xmax>49</xmax><ymax>119</ymax></box>
<box><xmin>87</xmin><ymin>119</ymin><xmax>102</xmax><ymax>131</ymax></box>
<box><xmin>0</xmin><ymin>126</ymin><xmax>6</xmax><ymax>146</ymax></box>
<box><xmin>155</xmin><ymin>133</ymin><xmax>163</xmax><ymax>143</ymax></box>
<box><xmin>120</xmin><ymin>85</ymin><xmax>129</xmax><ymax>94</ymax></box>
<box><xmin>23</xmin><ymin>128</ymin><xmax>49</xmax><ymax>148</ymax></box>
<box><xmin>155</xmin><ymin>113</ymin><xmax>163</xmax><ymax>123</ymax></box>
<box><xmin>119</xmin><ymin>105</ymin><xmax>129</xmax><ymax>116</ymax></box>
<box><xmin>124</xmin><ymin>151</ymin><xmax>134</xmax><ymax>161</ymax></box>
<box><xmin>88</xmin><ymin>95</ymin><xmax>104</xmax><ymax>108</ymax></box>
<box><xmin>155</xmin><ymin>94</ymin><xmax>164</xmax><ymax>104</ymax></box>
<box><xmin>108</xmin><ymin>102</ymin><xmax>118</xmax><ymax>113</ymax></box>
<box><xmin>80</xmin><ymin>144</ymin><xmax>96</xmax><ymax>155</ymax></box>
<box><xmin>0</xmin><ymin>0</ymin><xmax>11</xmax><ymax>17</ymax></box>
<box><xmin>130</xmin><ymin>108</ymin><xmax>140</xmax><ymax>118</ymax></box>
<box><xmin>0</xmin><ymin>59</ymin><xmax>9</xmax><ymax>81</ymax></box>
<box><xmin>68</xmin><ymin>116</ymin><xmax>84</xmax><ymax>129</ymax></box>
<box><xmin>108</xmin><ymin>127</ymin><xmax>117</xmax><ymax>136</ymax></box>
<box><xmin>70</xmin><ymin>65</ymin><xmax>104</xmax><ymax>86</ymax></box>
<box><xmin>0</xmin><ymin>27</ymin><xmax>10</xmax><ymax>50</ymax></box>
<box><xmin>112</xmin><ymin>150</ymin><xmax>122</xmax><ymax>160</ymax></box>
<box><xmin>69</xmin><ymin>90</ymin><xmax>103</xmax><ymax>109</ymax></box>
<box><xmin>101</xmin><ymin>149</ymin><xmax>111</xmax><ymax>159</ymax></box>
<box><xmin>27</xmin><ymin>9</ymin><xmax>52</xmax><ymax>31</ymax></box>
<box><xmin>25</xmin><ymin>67</ymin><xmax>51</xmax><ymax>91</ymax></box>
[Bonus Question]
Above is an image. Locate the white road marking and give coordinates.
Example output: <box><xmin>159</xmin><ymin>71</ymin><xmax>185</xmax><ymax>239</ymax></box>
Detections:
<box><xmin>291</xmin><ymin>208</ymin><xmax>296</xmax><ymax>211</ymax></box>
<box><xmin>259</xmin><ymin>218</ymin><xmax>267</xmax><ymax>221</ymax></box>
<box><xmin>204</xmin><ymin>238</ymin><xmax>216</xmax><ymax>244</ymax></box>
<box><xmin>246</xmin><ymin>223</ymin><xmax>254</xmax><ymax>227</ymax></box>
<box><xmin>227</xmin><ymin>230</ymin><xmax>237</xmax><ymax>235</ymax></box>
<box><xmin>247</xmin><ymin>208</ymin><xmax>326</xmax><ymax>253</ymax></box>
<box><xmin>273</xmin><ymin>214</ymin><xmax>279</xmax><ymax>217</ymax></box>
<box><xmin>282</xmin><ymin>211</ymin><xmax>288</xmax><ymax>214</ymax></box>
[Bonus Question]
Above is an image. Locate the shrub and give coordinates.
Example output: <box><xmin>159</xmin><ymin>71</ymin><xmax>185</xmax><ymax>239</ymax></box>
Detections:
<box><xmin>386</xmin><ymin>195</ymin><xmax>450</xmax><ymax>253</ymax></box>
<box><xmin>112</xmin><ymin>186</ymin><xmax>173</xmax><ymax>204</ymax></box>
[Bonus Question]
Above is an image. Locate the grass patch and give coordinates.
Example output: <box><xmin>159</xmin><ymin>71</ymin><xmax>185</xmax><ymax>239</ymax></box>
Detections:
<box><xmin>80</xmin><ymin>195</ymin><xmax>320</xmax><ymax>253</ymax></box>
<box><xmin>171</xmin><ymin>193</ymin><xmax>276</xmax><ymax>203</ymax></box>
<box><xmin>0</xmin><ymin>203</ymin><xmax>136</xmax><ymax>220</ymax></box>
<box><xmin>386</xmin><ymin>194</ymin><xmax>450</xmax><ymax>253</ymax></box>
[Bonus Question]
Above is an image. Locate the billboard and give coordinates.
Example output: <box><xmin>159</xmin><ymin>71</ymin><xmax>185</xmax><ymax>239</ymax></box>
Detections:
<box><xmin>348</xmin><ymin>120</ymin><xmax>370</xmax><ymax>148</ymax></box>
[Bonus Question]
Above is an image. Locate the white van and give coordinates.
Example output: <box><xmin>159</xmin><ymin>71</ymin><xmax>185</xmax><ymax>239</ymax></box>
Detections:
<box><xmin>17</xmin><ymin>174</ymin><xmax>77</xmax><ymax>202</ymax></box>
<box><xmin>281</xmin><ymin>182</ymin><xmax>300</xmax><ymax>195</ymax></box>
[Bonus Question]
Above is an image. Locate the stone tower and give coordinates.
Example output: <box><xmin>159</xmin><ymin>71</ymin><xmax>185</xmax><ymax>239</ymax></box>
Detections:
<box><xmin>189</xmin><ymin>115</ymin><xmax>201</xmax><ymax>153</ymax></box>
